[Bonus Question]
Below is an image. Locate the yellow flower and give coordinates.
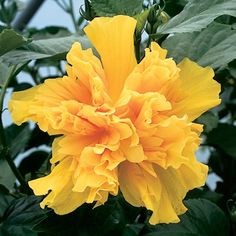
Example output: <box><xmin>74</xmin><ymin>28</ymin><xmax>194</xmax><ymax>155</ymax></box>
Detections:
<box><xmin>9</xmin><ymin>15</ymin><xmax>221</xmax><ymax>224</ymax></box>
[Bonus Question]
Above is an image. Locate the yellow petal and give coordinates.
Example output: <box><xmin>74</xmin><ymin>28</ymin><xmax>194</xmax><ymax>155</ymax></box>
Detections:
<box><xmin>119</xmin><ymin>159</ymin><xmax>208</xmax><ymax>225</ymax></box>
<box><xmin>119</xmin><ymin>161</ymin><xmax>178</xmax><ymax>224</ymax></box>
<box><xmin>174</xmin><ymin>58</ymin><xmax>221</xmax><ymax>121</ymax></box>
<box><xmin>84</xmin><ymin>15</ymin><xmax>137</xmax><ymax>101</ymax></box>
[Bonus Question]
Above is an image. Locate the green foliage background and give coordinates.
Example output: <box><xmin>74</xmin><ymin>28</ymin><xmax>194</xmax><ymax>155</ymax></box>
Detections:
<box><xmin>0</xmin><ymin>0</ymin><xmax>236</xmax><ymax>235</ymax></box>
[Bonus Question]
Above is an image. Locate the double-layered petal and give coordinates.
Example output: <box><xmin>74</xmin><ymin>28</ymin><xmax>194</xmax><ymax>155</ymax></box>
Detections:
<box><xmin>9</xmin><ymin>15</ymin><xmax>221</xmax><ymax>224</ymax></box>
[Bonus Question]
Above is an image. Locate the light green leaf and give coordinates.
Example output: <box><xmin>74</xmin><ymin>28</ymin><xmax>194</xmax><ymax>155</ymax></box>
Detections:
<box><xmin>162</xmin><ymin>22</ymin><xmax>236</xmax><ymax>68</ymax></box>
<box><xmin>91</xmin><ymin>0</ymin><xmax>143</xmax><ymax>17</ymax></box>
<box><xmin>0</xmin><ymin>62</ymin><xmax>12</xmax><ymax>87</ymax></box>
<box><xmin>134</xmin><ymin>9</ymin><xmax>150</xmax><ymax>35</ymax></box>
<box><xmin>0</xmin><ymin>29</ymin><xmax>29</xmax><ymax>56</ymax></box>
<box><xmin>144</xmin><ymin>199</ymin><xmax>229</xmax><ymax>236</ymax></box>
<box><xmin>2</xmin><ymin>34</ymin><xmax>91</xmax><ymax>65</ymax></box>
<box><xmin>157</xmin><ymin>0</ymin><xmax>236</xmax><ymax>34</ymax></box>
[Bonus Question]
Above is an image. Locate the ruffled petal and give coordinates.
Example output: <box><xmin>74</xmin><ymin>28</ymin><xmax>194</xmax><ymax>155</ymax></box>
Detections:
<box><xmin>84</xmin><ymin>15</ymin><xmax>137</xmax><ymax>101</ymax></box>
<box><xmin>172</xmin><ymin>58</ymin><xmax>221</xmax><ymax>121</ymax></box>
<box><xmin>119</xmin><ymin>159</ymin><xmax>208</xmax><ymax>225</ymax></box>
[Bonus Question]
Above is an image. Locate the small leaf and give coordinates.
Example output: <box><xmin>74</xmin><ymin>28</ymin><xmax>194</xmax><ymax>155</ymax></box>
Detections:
<box><xmin>5</xmin><ymin>123</ymin><xmax>32</xmax><ymax>158</ymax></box>
<box><xmin>0</xmin><ymin>29</ymin><xmax>29</xmax><ymax>56</ymax></box>
<box><xmin>0</xmin><ymin>160</ymin><xmax>16</xmax><ymax>189</ymax></box>
<box><xmin>196</xmin><ymin>111</ymin><xmax>218</xmax><ymax>133</ymax></box>
<box><xmin>157</xmin><ymin>0</ymin><xmax>236</xmax><ymax>34</ymax></box>
<box><xmin>2</xmin><ymin>34</ymin><xmax>91</xmax><ymax>65</ymax></box>
<box><xmin>134</xmin><ymin>9</ymin><xmax>150</xmax><ymax>35</ymax></box>
<box><xmin>144</xmin><ymin>199</ymin><xmax>229</xmax><ymax>236</ymax></box>
<box><xmin>207</xmin><ymin>123</ymin><xmax>236</xmax><ymax>158</ymax></box>
<box><xmin>162</xmin><ymin>22</ymin><xmax>236</xmax><ymax>68</ymax></box>
<box><xmin>91</xmin><ymin>0</ymin><xmax>143</xmax><ymax>17</ymax></box>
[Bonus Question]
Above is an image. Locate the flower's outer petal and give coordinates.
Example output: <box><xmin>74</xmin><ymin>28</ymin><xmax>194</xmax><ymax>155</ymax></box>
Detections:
<box><xmin>119</xmin><ymin>159</ymin><xmax>208</xmax><ymax>225</ymax></box>
<box><xmin>8</xmin><ymin>77</ymin><xmax>104</xmax><ymax>135</ymax></box>
<box><xmin>173</xmin><ymin>58</ymin><xmax>221</xmax><ymax>121</ymax></box>
<box><xmin>84</xmin><ymin>15</ymin><xmax>137</xmax><ymax>101</ymax></box>
<box><xmin>119</xmin><ymin>161</ymin><xmax>178</xmax><ymax>224</ymax></box>
<box><xmin>29</xmin><ymin>158</ymin><xmax>91</xmax><ymax>214</ymax></box>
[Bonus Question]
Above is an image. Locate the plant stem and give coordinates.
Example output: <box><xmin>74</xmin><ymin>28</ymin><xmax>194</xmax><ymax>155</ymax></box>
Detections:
<box><xmin>69</xmin><ymin>0</ymin><xmax>78</xmax><ymax>32</ymax></box>
<box><xmin>0</xmin><ymin>65</ymin><xmax>31</xmax><ymax>194</ymax></box>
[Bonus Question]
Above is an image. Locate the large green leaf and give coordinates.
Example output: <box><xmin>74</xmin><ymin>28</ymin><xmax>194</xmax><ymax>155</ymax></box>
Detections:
<box><xmin>34</xmin><ymin>195</ymin><xmax>141</xmax><ymax>236</ymax></box>
<box><xmin>90</xmin><ymin>0</ymin><xmax>143</xmax><ymax>16</ymax></box>
<box><xmin>144</xmin><ymin>199</ymin><xmax>229</xmax><ymax>236</ymax></box>
<box><xmin>0</xmin><ymin>29</ymin><xmax>29</xmax><ymax>56</ymax></box>
<box><xmin>157</xmin><ymin>0</ymin><xmax>236</xmax><ymax>34</ymax></box>
<box><xmin>0</xmin><ymin>184</ymin><xmax>14</xmax><ymax>219</ymax></box>
<box><xmin>2</xmin><ymin>34</ymin><xmax>91</xmax><ymax>65</ymax></box>
<box><xmin>162</xmin><ymin>22</ymin><xmax>236</xmax><ymax>68</ymax></box>
<box><xmin>207</xmin><ymin>123</ymin><xmax>236</xmax><ymax>158</ymax></box>
<box><xmin>0</xmin><ymin>196</ymin><xmax>48</xmax><ymax>236</ymax></box>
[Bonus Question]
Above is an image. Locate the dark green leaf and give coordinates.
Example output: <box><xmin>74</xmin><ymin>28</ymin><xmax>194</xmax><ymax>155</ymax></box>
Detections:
<box><xmin>19</xmin><ymin>150</ymin><xmax>49</xmax><ymax>178</ymax></box>
<box><xmin>122</xmin><ymin>224</ymin><xmax>145</xmax><ymax>236</ymax></box>
<box><xmin>0</xmin><ymin>196</ymin><xmax>48</xmax><ymax>236</ymax></box>
<box><xmin>35</xmin><ymin>195</ymin><xmax>141</xmax><ymax>236</ymax></box>
<box><xmin>157</xmin><ymin>0</ymin><xmax>236</xmax><ymax>34</ymax></box>
<box><xmin>25</xmin><ymin>126</ymin><xmax>51</xmax><ymax>150</ymax></box>
<box><xmin>0</xmin><ymin>184</ymin><xmax>14</xmax><ymax>219</ymax></box>
<box><xmin>0</xmin><ymin>0</ymin><xmax>18</xmax><ymax>25</ymax></box>
<box><xmin>91</xmin><ymin>0</ymin><xmax>143</xmax><ymax>17</ymax></box>
<box><xmin>185</xmin><ymin>188</ymin><xmax>223</xmax><ymax>203</ymax></box>
<box><xmin>5</xmin><ymin>123</ymin><xmax>31</xmax><ymax>158</ymax></box>
<box><xmin>2</xmin><ymin>34</ymin><xmax>91</xmax><ymax>65</ymax></box>
<box><xmin>144</xmin><ymin>199</ymin><xmax>229</xmax><ymax>236</ymax></box>
<box><xmin>0</xmin><ymin>159</ymin><xmax>15</xmax><ymax>189</ymax></box>
<box><xmin>0</xmin><ymin>29</ymin><xmax>29</xmax><ymax>56</ymax></box>
<box><xmin>162</xmin><ymin>22</ymin><xmax>236</xmax><ymax>68</ymax></box>
<box><xmin>208</xmin><ymin>123</ymin><xmax>236</xmax><ymax>158</ymax></box>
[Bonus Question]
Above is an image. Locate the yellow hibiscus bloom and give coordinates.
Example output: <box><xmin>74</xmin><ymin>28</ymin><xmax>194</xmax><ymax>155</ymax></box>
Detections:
<box><xmin>9</xmin><ymin>15</ymin><xmax>221</xmax><ymax>224</ymax></box>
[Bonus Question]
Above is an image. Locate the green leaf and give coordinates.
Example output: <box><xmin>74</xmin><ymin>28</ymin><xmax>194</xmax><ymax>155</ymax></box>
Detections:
<box><xmin>0</xmin><ymin>184</ymin><xmax>14</xmax><ymax>219</ymax></box>
<box><xmin>0</xmin><ymin>196</ymin><xmax>48</xmax><ymax>236</ymax></box>
<box><xmin>91</xmin><ymin>0</ymin><xmax>143</xmax><ymax>17</ymax></box>
<box><xmin>2</xmin><ymin>34</ymin><xmax>91</xmax><ymax>65</ymax></box>
<box><xmin>0</xmin><ymin>160</ymin><xmax>15</xmax><ymax>189</ymax></box>
<box><xmin>0</xmin><ymin>29</ymin><xmax>29</xmax><ymax>56</ymax></box>
<box><xmin>122</xmin><ymin>224</ymin><xmax>145</xmax><ymax>236</ymax></box>
<box><xmin>0</xmin><ymin>61</ymin><xmax>12</xmax><ymax>87</ymax></box>
<box><xmin>207</xmin><ymin>123</ymin><xmax>236</xmax><ymax>158</ymax></box>
<box><xmin>162</xmin><ymin>22</ymin><xmax>236</xmax><ymax>68</ymax></box>
<box><xmin>157</xmin><ymin>0</ymin><xmax>236</xmax><ymax>34</ymax></box>
<box><xmin>134</xmin><ymin>9</ymin><xmax>150</xmax><ymax>35</ymax></box>
<box><xmin>144</xmin><ymin>199</ymin><xmax>229</xmax><ymax>236</ymax></box>
<box><xmin>5</xmin><ymin>123</ymin><xmax>31</xmax><ymax>158</ymax></box>
<box><xmin>196</xmin><ymin>111</ymin><xmax>218</xmax><ymax>133</ymax></box>
<box><xmin>35</xmin><ymin>195</ymin><xmax>141</xmax><ymax>236</ymax></box>
<box><xmin>185</xmin><ymin>188</ymin><xmax>223</xmax><ymax>203</ymax></box>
